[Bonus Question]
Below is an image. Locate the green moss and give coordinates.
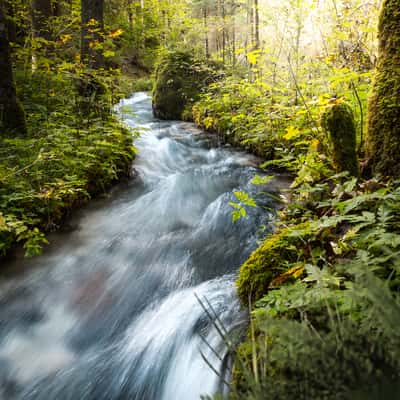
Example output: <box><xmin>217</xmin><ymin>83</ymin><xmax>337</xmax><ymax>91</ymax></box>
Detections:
<box><xmin>152</xmin><ymin>50</ymin><xmax>218</xmax><ymax>120</ymax></box>
<box><xmin>236</xmin><ymin>222</ymin><xmax>312</xmax><ymax>304</ymax></box>
<box><xmin>366</xmin><ymin>0</ymin><xmax>400</xmax><ymax>177</ymax></box>
<box><xmin>321</xmin><ymin>102</ymin><xmax>359</xmax><ymax>177</ymax></box>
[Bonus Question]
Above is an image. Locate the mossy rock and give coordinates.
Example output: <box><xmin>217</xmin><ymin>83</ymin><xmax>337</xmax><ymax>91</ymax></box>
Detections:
<box><xmin>321</xmin><ymin>102</ymin><xmax>359</xmax><ymax>177</ymax></box>
<box><xmin>152</xmin><ymin>50</ymin><xmax>219</xmax><ymax>120</ymax></box>
<box><xmin>236</xmin><ymin>222</ymin><xmax>313</xmax><ymax>305</ymax></box>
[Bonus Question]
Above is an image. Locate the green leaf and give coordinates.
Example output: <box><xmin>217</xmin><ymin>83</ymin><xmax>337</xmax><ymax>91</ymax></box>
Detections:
<box><xmin>251</xmin><ymin>174</ymin><xmax>274</xmax><ymax>185</ymax></box>
<box><xmin>234</xmin><ymin>191</ymin><xmax>257</xmax><ymax>207</ymax></box>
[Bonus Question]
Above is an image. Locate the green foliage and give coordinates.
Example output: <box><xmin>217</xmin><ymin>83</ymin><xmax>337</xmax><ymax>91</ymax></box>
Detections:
<box><xmin>191</xmin><ymin>48</ymin><xmax>372</xmax><ymax>171</ymax></box>
<box><xmin>231</xmin><ymin>170</ymin><xmax>400</xmax><ymax>398</ymax></box>
<box><xmin>229</xmin><ymin>191</ymin><xmax>257</xmax><ymax>222</ymax></box>
<box><xmin>131</xmin><ymin>77</ymin><xmax>153</xmax><ymax>92</ymax></box>
<box><xmin>193</xmin><ymin>78</ymin><xmax>285</xmax><ymax>158</ymax></box>
<box><xmin>231</xmin><ymin>261</ymin><xmax>400</xmax><ymax>400</ymax></box>
<box><xmin>0</xmin><ymin>67</ymin><xmax>138</xmax><ymax>259</ymax></box>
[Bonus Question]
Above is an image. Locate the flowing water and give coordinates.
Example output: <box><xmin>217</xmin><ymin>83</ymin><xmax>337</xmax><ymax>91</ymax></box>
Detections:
<box><xmin>0</xmin><ymin>93</ymin><xmax>280</xmax><ymax>400</ymax></box>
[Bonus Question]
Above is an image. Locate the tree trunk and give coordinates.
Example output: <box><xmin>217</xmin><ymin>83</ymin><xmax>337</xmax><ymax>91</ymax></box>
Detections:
<box><xmin>203</xmin><ymin>6</ymin><xmax>209</xmax><ymax>59</ymax></box>
<box><xmin>31</xmin><ymin>0</ymin><xmax>52</xmax><ymax>40</ymax></box>
<box><xmin>4</xmin><ymin>0</ymin><xmax>16</xmax><ymax>42</ymax></box>
<box><xmin>53</xmin><ymin>0</ymin><xmax>72</xmax><ymax>17</ymax></box>
<box><xmin>365</xmin><ymin>0</ymin><xmax>400</xmax><ymax>177</ymax></box>
<box><xmin>249</xmin><ymin>0</ymin><xmax>254</xmax><ymax>47</ymax></box>
<box><xmin>81</xmin><ymin>0</ymin><xmax>104</xmax><ymax>69</ymax></box>
<box><xmin>127</xmin><ymin>0</ymin><xmax>133</xmax><ymax>30</ymax></box>
<box><xmin>222</xmin><ymin>0</ymin><xmax>226</xmax><ymax>66</ymax></box>
<box><xmin>0</xmin><ymin>0</ymin><xmax>27</xmax><ymax>136</ymax></box>
<box><xmin>254</xmin><ymin>0</ymin><xmax>259</xmax><ymax>50</ymax></box>
<box><xmin>231</xmin><ymin>0</ymin><xmax>236</xmax><ymax>67</ymax></box>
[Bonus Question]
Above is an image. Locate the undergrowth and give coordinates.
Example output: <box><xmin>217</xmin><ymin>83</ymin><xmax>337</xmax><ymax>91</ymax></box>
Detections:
<box><xmin>192</xmin><ymin>68</ymin><xmax>400</xmax><ymax>400</ymax></box>
<box><xmin>201</xmin><ymin>176</ymin><xmax>400</xmax><ymax>400</ymax></box>
<box><xmin>0</xmin><ymin>70</ymin><xmax>138</xmax><ymax>258</ymax></box>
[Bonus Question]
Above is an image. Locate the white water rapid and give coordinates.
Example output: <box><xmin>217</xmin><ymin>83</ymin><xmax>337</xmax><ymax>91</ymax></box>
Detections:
<box><xmin>0</xmin><ymin>93</ymin><xmax>279</xmax><ymax>400</ymax></box>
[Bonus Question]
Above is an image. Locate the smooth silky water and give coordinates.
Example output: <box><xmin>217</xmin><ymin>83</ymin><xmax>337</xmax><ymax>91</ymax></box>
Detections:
<box><xmin>0</xmin><ymin>93</ymin><xmax>278</xmax><ymax>400</ymax></box>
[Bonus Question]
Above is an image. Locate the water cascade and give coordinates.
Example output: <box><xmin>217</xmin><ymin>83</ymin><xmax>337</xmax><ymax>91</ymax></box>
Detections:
<box><xmin>0</xmin><ymin>93</ymin><xmax>279</xmax><ymax>400</ymax></box>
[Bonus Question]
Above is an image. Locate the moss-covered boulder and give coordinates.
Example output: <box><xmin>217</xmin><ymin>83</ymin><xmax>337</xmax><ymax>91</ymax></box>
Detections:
<box><xmin>236</xmin><ymin>222</ymin><xmax>312</xmax><ymax>304</ymax></box>
<box><xmin>366</xmin><ymin>0</ymin><xmax>400</xmax><ymax>177</ymax></box>
<box><xmin>321</xmin><ymin>102</ymin><xmax>359</xmax><ymax>177</ymax></box>
<box><xmin>152</xmin><ymin>50</ymin><xmax>218</xmax><ymax>120</ymax></box>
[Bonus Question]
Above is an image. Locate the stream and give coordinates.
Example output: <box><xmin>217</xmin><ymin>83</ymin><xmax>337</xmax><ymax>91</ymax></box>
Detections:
<box><xmin>0</xmin><ymin>93</ymin><xmax>279</xmax><ymax>400</ymax></box>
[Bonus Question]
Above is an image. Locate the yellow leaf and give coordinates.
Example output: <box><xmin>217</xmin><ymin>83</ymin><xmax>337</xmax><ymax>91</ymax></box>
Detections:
<box><xmin>60</xmin><ymin>34</ymin><xmax>72</xmax><ymax>45</ymax></box>
<box><xmin>109</xmin><ymin>28</ymin><xmax>123</xmax><ymax>38</ymax></box>
<box><xmin>283</xmin><ymin>126</ymin><xmax>301</xmax><ymax>140</ymax></box>
<box><xmin>204</xmin><ymin>117</ymin><xmax>214</xmax><ymax>129</ymax></box>
<box><xmin>310</xmin><ymin>139</ymin><xmax>320</xmax><ymax>151</ymax></box>
<box><xmin>87</xmin><ymin>18</ymin><xmax>100</xmax><ymax>27</ymax></box>
<box><xmin>0</xmin><ymin>213</ymin><xmax>7</xmax><ymax>231</ymax></box>
<box><xmin>247</xmin><ymin>50</ymin><xmax>261</xmax><ymax>65</ymax></box>
<box><xmin>270</xmin><ymin>264</ymin><xmax>305</xmax><ymax>287</ymax></box>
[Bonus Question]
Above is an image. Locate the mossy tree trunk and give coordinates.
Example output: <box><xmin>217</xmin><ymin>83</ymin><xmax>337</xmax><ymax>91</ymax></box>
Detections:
<box><xmin>0</xmin><ymin>0</ymin><xmax>27</xmax><ymax>136</ymax></box>
<box><xmin>81</xmin><ymin>0</ymin><xmax>104</xmax><ymax>69</ymax></box>
<box><xmin>366</xmin><ymin>0</ymin><xmax>400</xmax><ymax>177</ymax></box>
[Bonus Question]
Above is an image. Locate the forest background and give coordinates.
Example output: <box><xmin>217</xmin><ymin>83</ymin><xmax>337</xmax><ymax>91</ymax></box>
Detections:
<box><xmin>2</xmin><ymin>1</ymin><xmax>400</xmax><ymax>398</ymax></box>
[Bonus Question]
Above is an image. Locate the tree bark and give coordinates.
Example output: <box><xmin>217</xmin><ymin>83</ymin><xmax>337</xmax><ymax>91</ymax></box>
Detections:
<box><xmin>203</xmin><ymin>6</ymin><xmax>209</xmax><ymax>59</ymax></box>
<box><xmin>221</xmin><ymin>0</ymin><xmax>226</xmax><ymax>65</ymax></box>
<box><xmin>365</xmin><ymin>0</ymin><xmax>400</xmax><ymax>176</ymax></box>
<box><xmin>4</xmin><ymin>0</ymin><xmax>16</xmax><ymax>42</ymax></box>
<box><xmin>81</xmin><ymin>0</ymin><xmax>104</xmax><ymax>68</ymax></box>
<box><xmin>249</xmin><ymin>0</ymin><xmax>254</xmax><ymax>47</ymax></box>
<box><xmin>0</xmin><ymin>0</ymin><xmax>27</xmax><ymax>136</ymax></box>
<box><xmin>127</xmin><ymin>0</ymin><xmax>133</xmax><ymax>30</ymax></box>
<box><xmin>231</xmin><ymin>0</ymin><xmax>236</xmax><ymax>67</ymax></box>
<box><xmin>254</xmin><ymin>0</ymin><xmax>259</xmax><ymax>50</ymax></box>
<box><xmin>53</xmin><ymin>0</ymin><xmax>72</xmax><ymax>17</ymax></box>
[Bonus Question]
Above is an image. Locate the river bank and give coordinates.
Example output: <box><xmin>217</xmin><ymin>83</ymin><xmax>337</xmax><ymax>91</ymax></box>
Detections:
<box><xmin>0</xmin><ymin>74</ymin><xmax>138</xmax><ymax>261</ymax></box>
<box><xmin>188</xmin><ymin>77</ymin><xmax>400</xmax><ymax>399</ymax></box>
<box><xmin>149</xmin><ymin>48</ymin><xmax>400</xmax><ymax>396</ymax></box>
